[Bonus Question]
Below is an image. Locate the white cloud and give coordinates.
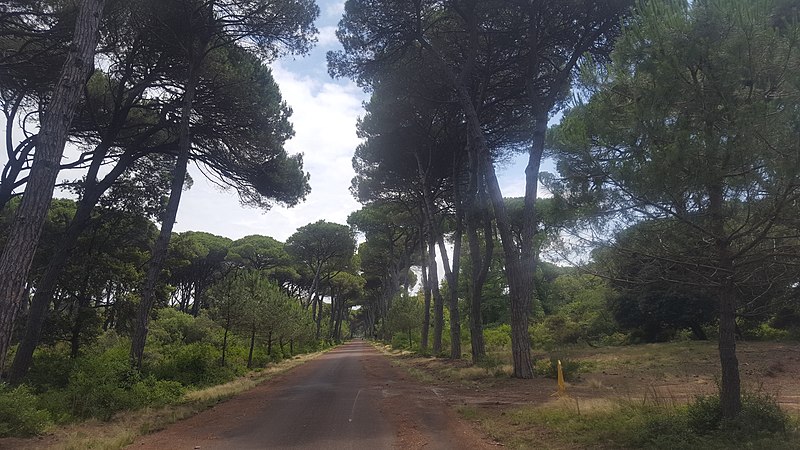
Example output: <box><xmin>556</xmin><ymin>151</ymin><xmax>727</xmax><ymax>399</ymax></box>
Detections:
<box><xmin>324</xmin><ymin>1</ymin><xmax>345</xmax><ymax>19</ymax></box>
<box><xmin>317</xmin><ymin>25</ymin><xmax>339</xmax><ymax>47</ymax></box>
<box><xmin>174</xmin><ymin>60</ymin><xmax>367</xmax><ymax>242</ymax></box>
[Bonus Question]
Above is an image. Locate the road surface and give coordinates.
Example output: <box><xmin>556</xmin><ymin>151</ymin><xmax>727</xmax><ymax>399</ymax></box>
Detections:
<box><xmin>130</xmin><ymin>340</ymin><xmax>491</xmax><ymax>449</ymax></box>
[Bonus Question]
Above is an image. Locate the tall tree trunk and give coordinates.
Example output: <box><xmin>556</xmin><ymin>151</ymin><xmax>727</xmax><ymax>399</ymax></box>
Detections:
<box><xmin>419</xmin><ymin>223</ymin><xmax>431</xmax><ymax>352</ymax></box>
<box><xmin>483</xmin><ymin>157</ymin><xmax>533</xmax><ymax>378</ymax></box>
<box><xmin>247</xmin><ymin>325</ymin><xmax>256</xmax><ymax>368</ymax></box>
<box><xmin>221</xmin><ymin>321</ymin><xmax>229</xmax><ymax>366</ymax></box>
<box><xmin>464</xmin><ymin>146</ymin><xmax>493</xmax><ymax>363</ymax></box>
<box><xmin>130</xmin><ymin>61</ymin><xmax>200</xmax><ymax>369</ymax></box>
<box><xmin>710</xmin><ymin>181</ymin><xmax>741</xmax><ymax>418</ymax></box>
<box><xmin>267</xmin><ymin>330</ymin><xmax>273</xmax><ymax>356</ymax></box>
<box><xmin>315</xmin><ymin>293</ymin><xmax>323</xmax><ymax>340</ymax></box>
<box><xmin>0</xmin><ymin>0</ymin><xmax>105</xmax><ymax>371</ymax></box>
<box><xmin>428</xmin><ymin>234</ymin><xmax>444</xmax><ymax>355</ymax></box>
<box><xmin>446</xmin><ymin>168</ymin><xmax>464</xmax><ymax>360</ymax></box>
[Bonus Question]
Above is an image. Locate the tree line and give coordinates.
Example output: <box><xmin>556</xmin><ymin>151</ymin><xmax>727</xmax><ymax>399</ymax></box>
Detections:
<box><xmin>333</xmin><ymin>0</ymin><xmax>800</xmax><ymax>421</ymax></box>
<box><xmin>0</xmin><ymin>0</ymin><xmax>332</xmax><ymax>385</ymax></box>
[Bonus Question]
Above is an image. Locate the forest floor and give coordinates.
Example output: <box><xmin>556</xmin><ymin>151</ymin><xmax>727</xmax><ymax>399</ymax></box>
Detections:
<box><xmin>382</xmin><ymin>340</ymin><xmax>800</xmax><ymax>449</ymax></box>
<box><xmin>387</xmin><ymin>340</ymin><xmax>800</xmax><ymax>412</ymax></box>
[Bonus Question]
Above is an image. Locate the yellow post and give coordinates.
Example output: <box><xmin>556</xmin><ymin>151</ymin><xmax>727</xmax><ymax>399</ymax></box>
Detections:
<box><xmin>557</xmin><ymin>359</ymin><xmax>566</xmax><ymax>396</ymax></box>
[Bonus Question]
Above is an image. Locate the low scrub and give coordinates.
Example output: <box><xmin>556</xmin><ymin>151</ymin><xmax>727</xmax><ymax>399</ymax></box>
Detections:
<box><xmin>0</xmin><ymin>384</ymin><xmax>51</xmax><ymax>437</ymax></box>
<box><xmin>465</xmin><ymin>392</ymin><xmax>797</xmax><ymax>449</ymax></box>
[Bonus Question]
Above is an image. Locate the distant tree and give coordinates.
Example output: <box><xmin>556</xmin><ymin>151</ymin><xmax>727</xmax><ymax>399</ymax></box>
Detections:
<box><xmin>387</xmin><ymin>294</ymin><xmax>423</xmax><ymax>351</ymax></box>
<box><xmin>229</xmin><ymin>235</ymin><xmax>292</xmax><ymax>272</ymax></box>
<box><xmin>285</xmin><ymin>220</ymin><xmax>356</xmax><ymax>339</ymax></box>
<box><xmin>348</xmin><ymin>203</ymin><xmax>418</xmax><ymax>341</ymax></box>
<box><xmin>166</xmin><ymin>232</ymin><xmax>232</xmax><ymax>316</ymax></box>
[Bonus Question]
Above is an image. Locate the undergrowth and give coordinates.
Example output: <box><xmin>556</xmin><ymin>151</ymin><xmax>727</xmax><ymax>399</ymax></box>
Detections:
<box><xmin>464</xmin><ymin>392</ymin><xmax>798</xmax><ymax>449</ymax></box>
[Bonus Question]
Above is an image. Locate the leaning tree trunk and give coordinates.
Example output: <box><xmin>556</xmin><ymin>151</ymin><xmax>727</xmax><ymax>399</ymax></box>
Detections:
<box><xmin>484</xmin><ymin>156</ymin><xmax>533</xmax><ymax>378</ymax></box>
<box><xmin>130</xmin><ymin>62</ymin><xmax>199</xmax><ymax>369</ymax></box>
<box><xmin>0</xmin><ymin>0</ymin><xmax>105</xmax><ymax>372</ymax></box>
<box><xmin>8</xmin><ymin>150</ymin><xmax>133</xmax><ymax>383</ymax></box>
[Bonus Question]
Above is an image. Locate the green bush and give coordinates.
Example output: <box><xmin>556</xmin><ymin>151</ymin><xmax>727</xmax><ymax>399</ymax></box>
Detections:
<box><xmin>687</xmin><ymin>393</ymin><xmax>789</xmax><ymax>436</ymax></box>
<box><xmin>66</xmin><ymin>343</ymin><xmax>141</xmax><ymax>420</ymax></box>
<box><xmin>726</xmin><ymin>393</ymin><xmax>789</xmax><ymax>436</ymax></box>
<box><xmin>0</xmin><ymin>384</ymin><xmax>51</xmax><ymax>437</ymax></box>
<box><xmin>529</xmin><ymin>323</ymin><xmax>556</xmax><ymax>350</ymax></box>
<box><xmin>484</xmin><ymin>325</ymin><xmax>511</xmax><ymax>350</ymax></box>
<box><xmin>129</xmin><ymin>376</ymin><xmax>184</xmax><ymax>409</ymax></box>
<box><xmin>64</xmin><ymin>342</ymin><xmax>188</xmax><ymax>420</ymax></box>
<box><xmin>391</xmin><ymin>333</ymin><xmax>413</xmax><ymax>350</ymax></box>
<box><xmin>148</xmin><ymin>309</ymin><xmax>216</xmax><ymax>346</ymax></box>
<box><xmin>25</xmin><ymin>345</ymin><xmax>73</xmax><ymax>391</ymax></box>
<box><xmin>533</xmin><ymin>356</ymin><xmax>582</xmax><ymax>381</ymax></box>
<box><xmin>744</xmin><ymin>323</ymin><xmax>790</xmax><ymax>341</ymax></box>
<box><xmin>687</xmin><ymin>395</ymin><xmax>722</xmax><ymax>434</ymax></box>
<box><xmin>151</xmin><ymin>342</ymin><xmax>228</xmax><ymax>386</ymax></box>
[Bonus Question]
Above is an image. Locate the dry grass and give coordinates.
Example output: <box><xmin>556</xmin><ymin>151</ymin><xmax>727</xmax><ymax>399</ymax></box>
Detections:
<box><xmin>12</xmin><ymin>350</ymin><xmax>327</xmax><ymax>450</ymax></box>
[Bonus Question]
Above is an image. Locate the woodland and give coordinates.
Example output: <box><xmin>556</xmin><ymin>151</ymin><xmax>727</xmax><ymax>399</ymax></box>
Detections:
<box><xmin>0</xmin><ymin>0</ymin><xmax>799</xmax><ymax>446</ymax></box>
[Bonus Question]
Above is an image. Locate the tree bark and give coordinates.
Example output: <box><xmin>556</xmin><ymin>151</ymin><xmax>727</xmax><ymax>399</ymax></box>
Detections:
<box><xmin>419</xmin><ymin>222</ymin><xmax>431</xmax><ymax>352</ymax></box>
<box><xmin>0</xmin><ymin>0</ymin><xmax>105</xmax><ymax>372</ymax></box>
<box><xmin>710</xmin><ymin>181</ymin><xmax>741</xmax><ymax>418</ymax></box>
<box><xmin>130</xmin><ymin>61</ymin><xmax>199</xmax><ymax>369</ymax></box>
<box><xmin>221</xmin><ymin>321</ymin><xmax>229</xmax><ymax>366</ymax></box>
<box><xmin>428</xmin><ymin>233</ymin><xmax>444</xmax><ymax>355</ymax></box>
<box><xmin>247</xmin><ymin>325</ymin><xmax>256</xmax><ymax>368</ymax></box>
<box><xmin>465</xmin><ymin>155</ymin><xmax>494</xmax><ymax>363</ymax></box>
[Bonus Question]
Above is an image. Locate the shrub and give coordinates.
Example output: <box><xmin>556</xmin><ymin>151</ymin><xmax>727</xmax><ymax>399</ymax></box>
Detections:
<box><xmin>726</xmin><ymin>393</ymin><xmax>789</xmax><ymax>436</ymax></box>
<box><xmin>484</xmin><ymin>325</ymin><xmax>511</xmax><ymax>351</ymax></box>
<box><xmin>687</xmin><ymin>395</ymin><xmax>722</xmax><ymax>434</ymax></box>
<box><xmin>152</xmin><ymin>342</ymin><xmax>232</xmax><ymax>386</ymax></box>
<box><xmin>0</xmin><ymin>384</ymin><xmax>51</xmax><ymax>437</ymax></box>
<box><xmin>391</xmin><ymin>334</ymin><xmax>412</xmax><ymax>350</ymax></box>
<box><xmin>129</xmin><ymin>377</ymin><xmax>184</xmax><ymax>409</ymax></box>
<box><xmin>744</xmin><ymin>323</ymin><xmax>790</xmax><ymax>341</ymax></box>
<box><xmin>25</xmin><ymin>344</ymin><xmax>73</xmax><ymax>391</ymax></box>
<box><xmin>688</xmin><ymin>392</ymin><xmax>789</xmax><ymax>436</ymax></box>
<box><xmin>66</xmin><ymin>343</ymin><xmax>141</xmax><ymax>420</ymax></box>
<box><xmin>533</xmin><ymin>356</ymin><xmax>582</xmax><ymax>381</ymax></box>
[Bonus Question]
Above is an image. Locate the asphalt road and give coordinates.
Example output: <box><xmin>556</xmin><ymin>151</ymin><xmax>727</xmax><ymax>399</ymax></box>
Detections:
<box><xmin>131</xmin><ymin>340</ymin><xmax>487</xmax><ymax>449</ymax></box>
<box><xmin>210</xmin><ymin>341</ymin><xmax>393</xmax><ymax>449</ymax></box>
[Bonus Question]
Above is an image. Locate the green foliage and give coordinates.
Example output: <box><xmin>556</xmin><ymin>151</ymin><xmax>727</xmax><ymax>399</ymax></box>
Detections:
<box><xmin>386</xmin><ymin>295</ymin><xmax>423</xmax><ymax>350</ymax></box>
<box><xmin>688</xmin><ymin>392</ymin><xmax>790</xmax><ymax>436</ymax></box>
<box><xmin>151</xmin><ymin>342</ymin><xmax>230</xmax><ymax>386</ymax></box>
<box><xmin>0</xmin><ymin>384</ymin><xmax>51</xmax><ymax>437</ymax></box>
<box><xmin>148</xmin><ymin>309</ymin><xmax>216</xmax><ymax>345</ymax></box>
<box><xmin>530</xmin><ymin>274</ymin><xmax>619</xmax><ymax>349</ymax></box>
<box><xmin>483</xmin><ymin>324</ymin><xmax>511</xmax><ymax>351</ymax></box>
<box><xmin>64</xmin><ymin>342</ymin><xmax>181</xmax><ymax>420</ymax></box>
<box><xmin>686</xmin><ymin>395</ymin><xmax>722</xmax><ymax>434</ymax></box>
<box><xmin>532</xmin><ymin>357</ymin><xmax>582</xmax><ymax>381</ymax></box>
<box><xmin>742</xmin><ymin>323</ymin><xmax>791</xmax><ymax>341</ymax></box>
